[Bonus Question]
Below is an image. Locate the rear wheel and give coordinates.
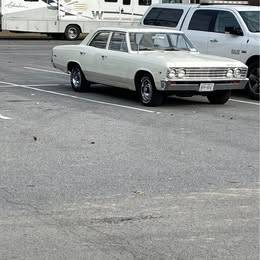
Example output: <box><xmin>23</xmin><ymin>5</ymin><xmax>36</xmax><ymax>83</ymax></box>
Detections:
<box><xmin>70</xmin><ymin>65</ymin><xmax>90</xmax><ymax>92</ymax></box>
<box><xmin>136</xmin><ymin>74</ymin><xmax>164</xmax><ymax>106</ymax></box>
<box><xmin>246</xmin><ymin>61</ymin><xmax>259</xmax><ymax>100</ymax></box>
<box><xmin>207</xmin><ymin>90</ymin><xmax>231</xmax><ymax>104</ymax></box>
<box><xmin>65</xmin><ymin>25</ymin><xmax>81</xmax><ymax>41</ymax></box>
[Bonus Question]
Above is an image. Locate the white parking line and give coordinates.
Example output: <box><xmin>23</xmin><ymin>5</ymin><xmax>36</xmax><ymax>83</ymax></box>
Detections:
<box><xmin>0</xmin><ymin>80</ymin><xmax>160</xmax><ymax>114</ymax></box>
<box><xmin>230</xmin><ymin>98</ymin><xmax>260</xmax><ymax>106</ymax></box>
<box><xmin>24</xmin><ymin>66</ymin><xmax>67</xmax><ymax>75</ymax></box>
<box><xmin>0</xmin><ymin>114</ymin><xmax>12</xmax><ymax>120</ymax></box>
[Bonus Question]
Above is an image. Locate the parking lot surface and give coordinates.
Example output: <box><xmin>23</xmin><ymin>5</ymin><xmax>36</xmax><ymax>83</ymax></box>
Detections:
<box><xmin>0</xmin><ymin>39</ymin><xmax>259</xmax><ymax>260</ymax></box>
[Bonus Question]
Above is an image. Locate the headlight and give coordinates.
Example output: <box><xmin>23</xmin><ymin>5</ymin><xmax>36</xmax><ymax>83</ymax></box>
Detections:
<box><xmin>226</xmin><ymin>69</ymin><xmax>233</xmax><ymax>78</ymax></box>
<box><xmin>176</xmin><ymin>69</ymin><xmax>185</xmax><ymax>78</ymax></box>
<box><xmin>167</xmin><ymin>69</ymin><xmax>176</xmax><ymax>79</ymax></box>
<box><xmin>233</xmin><ymin>68</ymin><xmax>241</xmax><ymax>78</ymax></box>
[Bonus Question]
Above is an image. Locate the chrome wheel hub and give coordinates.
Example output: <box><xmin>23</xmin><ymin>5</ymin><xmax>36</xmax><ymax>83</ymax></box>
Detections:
<box><xmin>71</xmin><ymin>68</ymin><xmax>81</xmax><ymax>88</ymax></box>
<box><xmin>141</xmin><ymin>77</ymin><xmax>152</xmax><ymax>103</ymax></box>
<box><xmin>68</xmin><ymin>28</ymin><xmax>78</xmax><ymax>39</ymax></box>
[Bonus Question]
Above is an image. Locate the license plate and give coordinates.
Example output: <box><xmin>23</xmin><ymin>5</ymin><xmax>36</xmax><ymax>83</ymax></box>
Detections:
<box><xmin>199</xmin><ymin>83</ymin><xmax>214</xmax><ymax>92</ymax></box>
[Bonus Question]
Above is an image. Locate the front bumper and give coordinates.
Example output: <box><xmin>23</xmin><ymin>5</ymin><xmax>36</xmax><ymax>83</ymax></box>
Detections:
<box><xmin>160</xmin><ymin>79</ymin><xmax>248</xmax><ymax>92</ymax></box>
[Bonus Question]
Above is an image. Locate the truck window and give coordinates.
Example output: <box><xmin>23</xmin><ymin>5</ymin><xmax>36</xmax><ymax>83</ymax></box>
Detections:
<box><xmin>89</xmin><ymin>32</ymin><xmax>110</xmax><ymax>49</ymax></box>
<box><xmin>239</xmin><ymin>11</ymin><xmax>260</xmax><ymax>33</ymax></box>
<box><xmin>188</xmin><ymin>10</ymin><xmax>217</xmax><ymax>32</ymax></box>
<box><xmin>143</xmin><ymin>8</ymin><xmax>183</xmax><ymax>27</ymax></box>
<box><xmin>214</xmin><ymin>11</ymin><xmax>241</xmax><ymax>33</ymax></box>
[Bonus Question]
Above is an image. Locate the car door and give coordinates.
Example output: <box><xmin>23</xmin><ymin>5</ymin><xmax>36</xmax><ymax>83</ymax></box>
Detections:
<box><xmin>207</xmin><ymin>10</ymin><xmax>244</xmax><ymax>61</ymax></box>
<box><xmin>80</xmin><ymin>31</ymin><xmax>111</xmax><ymax>84</ymax></box>
<box><xmin>183</xmin><ymin>9</ymin><xmax>218</xmax><ymax>54</ymax></box>
<box><xmin>102</xmin><ymin>31</ymin><xmax>131</xmax><ymax>88</ymax></box>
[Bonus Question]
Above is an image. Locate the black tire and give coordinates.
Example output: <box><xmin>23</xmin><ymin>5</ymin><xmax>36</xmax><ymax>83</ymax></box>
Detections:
<box><xmin>207</xmin><ymin>90</ymin><xmax>231</xmax><ymax>104</ymax></box>
<box><xmin>65</xmin><ymin>25</ymin><xmax>81</xmax><ymax>41</ymax></box>
<box><xmin>70</xmin><ymin>65</ymin><xmax>91</xmax><ymax>92</ymax></box>
<box><xmin>136</xmin><ymin>74</ymin><xmax>164</xmax><ymax>106</ymax></box>
<box><xmin>246</xmin><ymin>61</ymin><xmax>259</xmax><ymax>100</ymax></box>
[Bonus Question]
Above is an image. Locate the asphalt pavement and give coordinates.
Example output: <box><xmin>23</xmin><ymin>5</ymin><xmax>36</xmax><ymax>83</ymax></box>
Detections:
<box><xmin>0</xmin><ymin>39</ymin><xmax>259</xmax><ymax>260</ymax></box>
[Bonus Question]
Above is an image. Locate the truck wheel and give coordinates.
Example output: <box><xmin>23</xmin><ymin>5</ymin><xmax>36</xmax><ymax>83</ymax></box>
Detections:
<box><xmin>70</xmin><ymin>65</ymin><xmax>90</xmax><ymax>92</ymax></box>
<box><xmin>137</xmin><ymin>74</ymin><xmax>164</xmax><ymax>106</ymax></box>
<box><xmin>246</xmin><ymin>61</ymin><xmax>259</xmax><ymax>100</ymax></box>
<box><xmin>207</xmin><ymin>90</ymin><xmax>231</xmax><ymax>104</ymax></box>
<box><xmin>65</xmin><ymin>25</ymin><xmax>81</xmax><ymax>41</ymax></box>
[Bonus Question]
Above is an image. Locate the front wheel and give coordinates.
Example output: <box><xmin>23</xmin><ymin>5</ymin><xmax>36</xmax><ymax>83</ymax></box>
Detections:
<box><xmin>207</xmin><ymin>90</ymin><xmax>231</xmax><ymax>104</ymax></box>
<box><xmin>136</xmin><ymin>74</ymin><xmax>164</xmax><ymax>106</ymax></box>
<box><xmin>246</xmin><ymin>61</ymin><xmax>259</xmax><ymax>100</ymax></box>
<box><xmin>70</xmin><ymin>66</ymin><xmax>91</xmax><ymax>92</ymax></box>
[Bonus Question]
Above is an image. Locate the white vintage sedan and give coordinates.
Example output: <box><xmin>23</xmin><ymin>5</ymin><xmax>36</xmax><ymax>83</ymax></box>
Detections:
<box><xmin>52</xmin><ymin>27</ymin><xmax>248</xmax><ymax>106</ymax></box>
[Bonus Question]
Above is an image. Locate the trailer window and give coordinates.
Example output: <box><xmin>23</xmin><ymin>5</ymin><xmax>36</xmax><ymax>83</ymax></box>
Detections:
<box><xmin>143</xmin><ymin>8</ymin><xmax>183</xmax><ymax>27</ymax></box>
<box><xmin>123</xmin><ymin>0</ymin><xmax>131</xmax><ymax>4</ymax></box>
<box><xmin>188</xmin><ymin>10</ymin><xmax>217</xmax><ymax>32</ymax></box>
<box><xmin>89</xmin><ymin>32</ymin><xmax>110</xmax><ymax>49</ymax></box>
<box><xmin>105</xmin><ymin>0</ymin><xmax>117</xmax><ymax>2</ymax></box>
<box><xmin>139</xmin><ymin>0</ymin><xmax>151</xmax><ymax>5</ymax></box>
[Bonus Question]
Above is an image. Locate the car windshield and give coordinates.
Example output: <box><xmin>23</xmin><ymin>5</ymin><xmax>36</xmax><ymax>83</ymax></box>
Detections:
<box><xmin>239</xmin><ymin>11</ymin><xmax>260</xmax><ymax>33</ymax></box>
<box><xmin>129</xmin><ymin>32</ymin><xmax>195</xmax><ymax>52</ymax></box>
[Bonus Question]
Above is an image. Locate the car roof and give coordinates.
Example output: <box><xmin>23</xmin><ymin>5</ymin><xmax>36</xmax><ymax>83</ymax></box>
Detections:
<box><xmin>95</xmin><ymin>27</ymin><xmax>184</xmax><ymax>34</ymax></box>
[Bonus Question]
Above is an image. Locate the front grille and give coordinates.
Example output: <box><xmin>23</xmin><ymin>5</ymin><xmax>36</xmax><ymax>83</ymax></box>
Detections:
<box><xmin>182</xmin><ymin>68</ymin><xmax>247</xmax><ymax>79</ymax></box>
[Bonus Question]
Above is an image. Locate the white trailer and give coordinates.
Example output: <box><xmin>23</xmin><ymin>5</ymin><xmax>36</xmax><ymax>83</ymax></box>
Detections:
<box><xmin>0</xmin><ymin>0</ymin><xmax>188</xmax><ymax>40</ymax></box>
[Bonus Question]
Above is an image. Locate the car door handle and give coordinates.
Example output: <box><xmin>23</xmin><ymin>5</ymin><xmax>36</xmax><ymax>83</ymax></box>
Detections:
<box><xmin>210</xmin><ymin>39</ymin><xmax>218</xmax><ymax>43</ymax></box>
<box><xmin>80</xmin><ymin>51</ymin><xmax>86</xmax><ymax>55</ymax></box>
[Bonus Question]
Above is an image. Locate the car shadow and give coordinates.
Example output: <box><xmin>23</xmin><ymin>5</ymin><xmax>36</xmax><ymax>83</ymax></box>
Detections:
<box><xmin>89</xmin><ymin>85</ymin><xmax>209</xmax><ymax>106</ymax></box>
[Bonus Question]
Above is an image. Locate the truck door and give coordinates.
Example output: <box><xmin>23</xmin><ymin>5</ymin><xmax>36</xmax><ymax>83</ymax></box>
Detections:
<box><xmin>207</xmin><ymin>10</ymin><xmax>244</xmax><ymax>62</ymax></box>
<box><xmin>182</xmin><ymin>9</ymin><xmax>218</xmax><ymax>53</ymax></box>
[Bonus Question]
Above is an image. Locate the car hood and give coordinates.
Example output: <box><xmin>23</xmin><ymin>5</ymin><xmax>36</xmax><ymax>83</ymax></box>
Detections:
<box><xmin>140</xmin><ymin>50</ymin><xmax>247</xmax><ymax>68</ymax></box>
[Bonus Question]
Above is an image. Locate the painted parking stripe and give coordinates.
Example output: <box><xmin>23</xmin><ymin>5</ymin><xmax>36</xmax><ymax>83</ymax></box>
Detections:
<box><xmin>24</xmin><ymin>66</ymin><xmax>67</xmax><ymax>75</ymax></box>
<box><xmin>0</xmin><ymin>80</ymin><xmax>160</xmax><ymax>114</ymax></box>
<box><xmin>230</xmin><ymin>98</ymin><xmax>260</xmax><ymax>106</ymax></box>
<box><xmin>0</xmin><ymin>114</ymin><xmax>12</xmax><ymax>120</ymax></box>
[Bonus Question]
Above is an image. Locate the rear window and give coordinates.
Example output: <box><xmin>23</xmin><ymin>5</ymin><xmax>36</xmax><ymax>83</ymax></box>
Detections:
<box><xmin>143</xmin><ymin>7</ymin><xmax>183</xmax><ymax>27</ymax></box>
<box><xmin>188</xmin><ymin>10</ymin><xmax>217</xmax><ymax>32</ymax></box>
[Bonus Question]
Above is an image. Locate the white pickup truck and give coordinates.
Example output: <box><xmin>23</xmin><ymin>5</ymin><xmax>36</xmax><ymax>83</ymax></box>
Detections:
<box><xmin>141</xmin><ymin>4</ymin><xmax>260</xmax><ymax>100</ymax></box>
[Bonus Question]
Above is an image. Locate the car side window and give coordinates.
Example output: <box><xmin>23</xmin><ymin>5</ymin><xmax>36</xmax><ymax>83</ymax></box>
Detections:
<box><xmin>143</xmin><ymin>8</ymin><xmax>183</xmax><ymax>27</ymax></box>
<box><xmin>108</xmin><ymin>32</ymin><xmax>128</xmax><ymax>52</ymax></box>
<box><xmin>214</xmin><ymin>11</ymin><xmax>241</xmax><ymax>33</ymax></box>
<box><xmin>188</xmin><ymin>10</ymin><xmax>217</xmax><ymax>32</ymax></box>
<box><xmin>89</xmin><ymin>32</ymin><xmax>110</xmax><ymax>49</ymax></box>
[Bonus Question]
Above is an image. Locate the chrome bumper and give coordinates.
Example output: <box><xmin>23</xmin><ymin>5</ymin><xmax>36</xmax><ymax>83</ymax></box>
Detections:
<box><xmin>160</xmin><ymin>79</ymin><xmax>248</xmax><ymax>91</ymax></box>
